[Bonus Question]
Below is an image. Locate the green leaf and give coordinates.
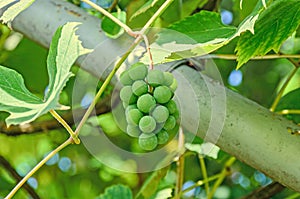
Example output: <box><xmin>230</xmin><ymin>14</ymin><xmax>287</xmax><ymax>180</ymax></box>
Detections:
<box><xmin>236</xmin><ymin>0</ymin><xmax>300</xmax><ymax>69</ymax></box>
<box><xmin>276</xmin><ymin>88</ymin><xmax>300</xmax><ymax>124</ymax></box>
<box><xmin>0</xmin><ymin>0</ymin><xmax>35</xmax><ymax>23</ymax></box>
<box><xmin>185</xmin><ymin>142</ymin><xmax>220</xmax><ymax>159</ymax></box>
<box><xmin>182</xmin><ymin>0</ymin><xmax>208</xmax><ymax>18</ymax></box>
<box><xmin>0</xmin><ymin>22</ymin><xmax>92</xmax><ymax>126</ymax></box>
<box><xmin>97</xmin><ymin>184</ymin><xmax>133</xmax><ymax>199</ymax></box>
<box><xmin>101</xmin><ymin>10</ymin><xmax>126</xmax><ymax>39</ymax></box>
<box><xmin>141</xmin><ymin>10</ymin><xmax>258</xmax><ymax>64</ymax></box>
<box><xmin>128</xmin><ymin>0</ymin><xmax>164</xmax><ymax>28</ymax></box>
<box><xmin>136</xmin><ymin>166</ymin><xmax>169</xmax><ymax>199</ymax></box>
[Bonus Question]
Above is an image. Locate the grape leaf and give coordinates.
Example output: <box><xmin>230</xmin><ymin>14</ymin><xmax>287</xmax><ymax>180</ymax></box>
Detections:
<box><xmin>96</xmin><ymin>184</ymin><xmax>133</xmax><ymax>199</ymax></box>
<box><xmin>128</xmin><ymin>0</ymin><xmax>164</xmax><ymax>28</ymax></box>
<box><xmin>275</xmin><ymin>88</ymin><xmax>300</xmax><ymax>124</ymax></box>
<box><xmin>0</xmin><ymin>0</ymin><xmax>35</xmax><ymax>23</ymax></box>
<box><xmin>0</xmin><ymin>22</ymin><xmax>92</xmax><ymax>126</ymax></box>
<box><xmin>185</xmin><ymin>142</ymin><xmax>220</xmax><ymax>159</ymax></box>
<box><xmin>236</xmin><ymin>0</ymin><xmax>300</xmax><ymax>69</ymax></box>
<box><xmin>141</xmin><ymin>10</ymin><xmax>259</xmax><ymax>64</ymax></box>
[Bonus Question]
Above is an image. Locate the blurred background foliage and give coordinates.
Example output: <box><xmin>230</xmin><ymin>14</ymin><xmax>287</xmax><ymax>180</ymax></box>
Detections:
<box><xmin>0</xmin><ymin>0</ymin><xmax>300</xmax><ymax>198</ymax></box>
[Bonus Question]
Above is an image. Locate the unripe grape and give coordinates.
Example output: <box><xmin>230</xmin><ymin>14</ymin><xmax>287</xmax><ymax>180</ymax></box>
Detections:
<box><xmin>139</xmin><ymin>115</ymin><xmax>156</xmax><ymax>133</ymax></box>
<box><xmin>127</xmin><ymin>125</ymin><xmax>141</xmax><ymax>137</ymax></box>
<box><xmin>126</xmin><ymin>108</ymin><xmax>143</xmax><ymax>126</ymax></box>
<box><xmin>120</xmin><ymin>86</ymin><xmax>138</xmax><ymax>104</ymax></box>
<box><xmin>157</xmin><ymin>129</ymin><xmax>169</xmax><ymax>144</ymax></box>
<box><xmin>139</xmin><ymin>133</ymin><xmax>158</xmax><ymax>150</ymax></box>
<box><xmin>163</xmin><ymin>115</ymin><xmax>176</xmax><ymax>130</ymax></box>
<box><xmin>163</xmin><ymin>72</ymin><xmax>174</xmax><ymax>86</ymax></box>
<box><xmin>151</xmin><ymin>105</ymin><xmax>169</xmax><ymax>123</ymax></box>
<box><xmin>120</xmin><ymin>70</ymin><xmax>134</xmax><ymax>85</ymax></box>
<box><xmin>132</xmin><ymin>80</ymin><xmax>148</xmax><ymax>96</ymax></box>
<box><xmin>147</xmin><ymin>70</ymin><xmax>165</xmax><ymax>87</ymax></box>
<box><xmin>125</xmin><ymin>104</ymin><xmax>137</xmax><ymax>113</ymax></box>
<box><xmin>173</xmin><ymin>110</ymin><xmax>180</xmax><ymax>120</ymax></box>
<box><xmin>137</xmin><ymin>94</ymin><xmax>156</xmax><ymax>113</ymax></box>
<box><xmin>169</xmin><ymin>78</ymin><xmax>178</xmax><ymax>92</ymax></box>
<box><xmin>165</xmin><ymin>100</ymin><xmax>178</xmax><ymax>114</ymax></box>
<box><xmin>153</xmin><ymin>86</ymin><xmax>172</xmax><ymax>104</ymax></box>
<box><xmin>129</xmin><ymin>63</ymin><xmax>148</xmax><ymax>80</ymax></box>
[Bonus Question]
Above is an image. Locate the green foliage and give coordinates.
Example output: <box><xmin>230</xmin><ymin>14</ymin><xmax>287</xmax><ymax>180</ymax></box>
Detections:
<box><xmin>276</xmin><ymin>88</ymin><xmax>300</xmax><ymax>123</ymax></box>
<box><xmin>101</xmin><ymin>10</ymin><xmax>126</xmax><ymax>39</ymax></box>
<box><xmin>143</xmin><ymin>10</ymin><xmax>258</xmax><ymax>64</ymax></box>
<box><xmin>136</xmin><ymin>166</ymin><xmax>169</xmax><ymax>199</ymax></box>
<box><xmin>0</xmin><ymin>22</ymin><xmax>91</xmax><ymax>126</ymax></box>
<box><xmin>0</xmin><ymin>0</ymin><xmax>35</xmax><ymax>23</ymax></box>
<box><xmin>97</xmin><ymin>184</ymin><xmax>133</xmax><ymax>199</ymax></box>
<box><xmin>236</xmin><ymin>0</ymin><xmax>300</xmax><ymax>68</ymax></box>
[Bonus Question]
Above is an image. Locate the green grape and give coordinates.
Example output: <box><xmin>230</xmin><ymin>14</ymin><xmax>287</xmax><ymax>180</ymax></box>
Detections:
<box><xmin>169</xmin><ymin>77</ymin><xmax>178</xmax><ymax>92</ymax></box>
<box><xmin>153</xmin><ymin>86</ymin><xmax>172</xmax><ymax>104</ymax></box>
<box><xmin>120</xmin><ymin>86</ymin><xmax>138</xmax><ymax>104</ymax></box>
<box><xmin>120</xmin><ymin>70</ymin><xmax>134</xmax><ymax>85</ymax></box>
<box><xmin>127</xmin><ymin>125</ymin><xmax>141</xmax><ymax>137</ymax></box>
<box><xmin>126</xmin><ymin>108</ymin><xmax>143</xmax><ymax>126</ymax></box>
<box><xmin>165</xmin><ymin>100</ymin><xmax>177</xmax><ymax>114</ymax></box>
<box><xmin>138</xmin><ymin>133</ymin><xmax>158</xmax><ymax>150</ymax></box>
<box><xmin>173</xmin><ymin>110</ymin><xmax>180</xmax><ymax>120</ymax></box>
<box><xmin>163</xmin><ymin>72</ymin><xmax>174</xmax><ymax>86</ymax></box>
<box><xmin>137</xmin><ymin>94</ymin><xmax>156</xmax><ymax>113</ymax></box>
<box><xmin>128</xmin><ymin>63</ymin><xmax>148</xmax><ymax>80</ymax></box>
<box><xmin>147</xmin><ymin>70</ymin><xmax>165</xmax><ymax>87</ymax></box>
<box><xmin>139</xmin><ymin>116</ymin><xmax>156</xmax><ymax>133</ymax></box>
<box><xmin>151</xmin><ymin>105</ymin><xmax>169</xmax><ymax>123</ymax></box>
<box><xmin>125</xmin><ymin>104</ymin><xmax>137</xmax><ymax>113</ymax></box>
<box><xmin>157</xmin><ymin>129</ymin><xmax>169</xmax><ymax>144</ymax></box>
<box><xmin>163</xmin><ymin>115</ymin><xmax>176</xmax><ymax>130</ymax></box>
<box><xmin>132</xmin><ymin>80</ymin><xmax>148</xmax><ymax>96</ymax></box>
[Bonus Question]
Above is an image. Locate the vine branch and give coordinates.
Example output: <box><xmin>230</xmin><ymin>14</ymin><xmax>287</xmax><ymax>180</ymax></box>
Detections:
<box><xmin>0</xmin><ymin>156</ymin><xmax>40</xmax><ymax>199</ymax></box>
<box><xmin>5</xmin><ymin>138</ymin><xmax>72</xmax><ymax>199</ymax></box>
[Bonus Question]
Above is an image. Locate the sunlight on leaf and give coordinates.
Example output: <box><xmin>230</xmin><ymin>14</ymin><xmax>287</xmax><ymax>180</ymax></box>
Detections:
<box><xmin>0</xmin><ymin>22</ymin><xmax>92</xmax><ymax>126</ymax></box>
<box><xmin>236</xmin><ymin>0</ymin><xmax>300</xmax><ymax>69</ymax></box>
<box><xmin>0</xmin><ymin>0</ymin><xmax>35</xmax><ymax>23</ymax></box>
<box><xmin>141</xmin><ymin>10</ymin><xmax>259</xmax><ymax>64</ymax></box>
<box><xmin>97</xmin><ymin>184</ymin><xmax>133</xmax><ymax>199</ymax></box>
<box><xmin>185</xmin><ymin>142</ymin><xmax>220</xmax><ymax>159</ymax></box>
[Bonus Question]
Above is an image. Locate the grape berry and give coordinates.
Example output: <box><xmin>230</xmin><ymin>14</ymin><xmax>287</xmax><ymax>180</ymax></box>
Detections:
<box><xmin>120</xmin><ymin>63</ymin><xmax>179</xmax><ymax>151</ymax></box>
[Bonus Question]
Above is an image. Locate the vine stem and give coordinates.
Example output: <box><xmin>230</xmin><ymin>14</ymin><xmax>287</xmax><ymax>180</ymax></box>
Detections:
<box><xmin>181</xmin><ymin>174</ymin><xmax>222</xmax><ymax>196</ymax></box>
<box><xmin>270</xmin><ymin>67</ymin><xmax>299</xmax><ymax>112</ymax></box>
<box><xmin>199</xmin><ymin>155</ymin><xmax>210</xmax><ymax>195</ymax></box>
<box><xmin>49</xmin><ymin>110</ymin><xmax>80</xmax><ymax>144</ymax></box>
<box><xmin>174</xmin><ymin>127</ymin><xmax>185</xmax><ymax>199</ymax></box>
<box><xmin>276</xmin><ymin>109</ymin><xmax>300</xmax><ymax>115</ymax></box>
<box><xmin>5</xmin><ymin>138</ymin><xmax>72</xmax><ymax>199</ymax></box>
<box><xmin>207</xmin><ymin>157</ymin><xmax>236</xmax><ymax>199</ymax></box>
<box><xmin>80</xmin><ymin>0</ymin><xmax>135</xmax><ymax>36</ymax></box>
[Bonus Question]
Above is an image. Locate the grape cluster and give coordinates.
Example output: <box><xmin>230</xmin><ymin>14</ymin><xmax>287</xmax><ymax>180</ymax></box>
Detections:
<box><xmin>119</xmin><ymin>63</ymin><xmax>179</xmax><ymax>151</ymax></box>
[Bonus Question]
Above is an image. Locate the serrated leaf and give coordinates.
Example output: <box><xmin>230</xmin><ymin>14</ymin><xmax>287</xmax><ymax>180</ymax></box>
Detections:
<box><xmin>128</xmin><ymin>0</ymin><xmax>164</xmax><ymax>28</ymax></box>
<box><xmin>0</xmin><ymin>22</ymin><xmax>92</xmax><ymax>126</ymax></box>
<box><xmin>141</xmin><ymin>10</ymin><xmax>259</xmax><ymax>64</ymax></box>
<box><xmin>101</xmin><ymin>10</ymin><xmax>126</xmax><ymax>39</ymax></box>
<box><xmin>276</xmin><ymin>88</ymin><xmax>300</xmax><ymax>123</ymax></box>
<box><xmin>136</xmin><ymin>166</ymin><xmax>169</xmax><ymax>199</ymax></box>
<box><xmin>236</xmin><ymin>0</ymin><xmax>300</xmax><ymax>69</ymax></box>
<box><xmin>0</xmin><ymin>0</ymin><xmax>35</xmax><ymax>23</ymax></box>
<box><xmin>185</xmin><ymin>142</ymin><xmax>220</xmax><ymax>159</ymax></box>
<box><xmin>97</xmin><ymin>184</ymin><xmax>133</xmax><ymax>199</ymax></box>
